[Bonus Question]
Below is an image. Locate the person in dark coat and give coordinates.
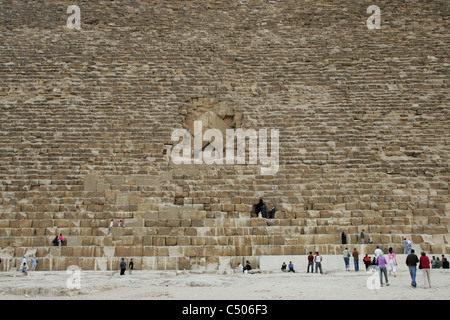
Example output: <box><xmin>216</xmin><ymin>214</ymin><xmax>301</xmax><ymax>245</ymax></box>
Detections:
<box><xmin>120</xmin><ymin>258</ymin><xmax>126</xmax><ymax>275</ymax></box>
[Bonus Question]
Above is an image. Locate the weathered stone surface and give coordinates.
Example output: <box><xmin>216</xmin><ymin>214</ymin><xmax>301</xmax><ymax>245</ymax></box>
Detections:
<box><xmin>0</xmin><ymin>0</ymin><xmax>448</xmax><ymax>270</ymax></box>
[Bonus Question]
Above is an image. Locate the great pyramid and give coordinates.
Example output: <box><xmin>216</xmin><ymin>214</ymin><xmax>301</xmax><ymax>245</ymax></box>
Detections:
<box><xmin>0</xmin><ymin>0</ymin><xmax>448</xmax><ymax>271</ymax></box>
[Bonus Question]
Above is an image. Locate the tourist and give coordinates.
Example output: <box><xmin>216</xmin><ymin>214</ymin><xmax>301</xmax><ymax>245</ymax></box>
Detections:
<box><xmin>407</xmin><ymin>239</ymin><xmax>412</xmax><ymax>254</ymax></box>
<box><xmin>307</xmin><ymin>252</ymin><xmax>314</xmax><ymax>273</ymax></box>
<box><xmin>243</xmin><ymin>260</ymin><xmax>252</xmax><ymax>273</ymax></box>
<box><xmin>31</xmin><ymin>257</ymin><xmax>37</xmax><ymax>271</ymax></box>
<box><xmin>377</xmin><ymin>253</ymin><xmax>389</xmax><ymax>287</ymax></box>
<box><xmin>387</xmin><ymin>247</ymin><xmax>397</xmax><ymax>277</ymax></box>
<box><xmin>431</xmin><ymin>256</ymin><xmax>436</xmax><ymax>268</ymax></box>
<box><xmin>315</xmin><ymin>252</ymin><xmax>323</xmax><ymax>274</ymax></box>
<box><xmin>368</xmin><ymin>236</ymin><xmax>373</xmax><ymax>244</ymax></box>
<box><xmin>58</xmin><ymin>233</ymin><xmax>64</xmax><ymax>247</ymax></box>
<box><xmin>129</xmin><ymin>258</ymin><xmax>134</xmax><ymax>275</ymax></box>
<box><xmin>443</xmin><ymin>258</ymin><xmax>449</xmax><ymax>269</ymax></box>
<box><xmin>261</xmin><ymin>203</ymin><xmax>267</xmax><ymax>218</ymax></box>
<box><xmin>281</xmin><ymin>262</ymin><xmax>287</xmax><ymax>272</ymax></box>
<box><xmin>360</xmin><ymin>229</ymin><xmax>365</xmax><ymax>244</ymax></box>
<box><xmin>363</xmin><ymin>254</ymin><xmax>371</xmax><ymax>271</ymax></box>
<box><xmin>288</xmin><ymin>261</ymin><xmax>295</xmax><ymax>273</ymax></box>
<box><xmin>109</xmin><ymin>219</ymin><xmax>114</xmax><ymax>231</ymax></box>
<box><xmin>343</xmin><ymin>248</ymin><xmax>350</xmax><ymax>271</ymax></box>
<box><xmin>402</xmin><ymin>238</ymin><xmax>408</xmax><ymax>254</ymax></box>
<box><xmin>374</xmin><ymin>246</ymin><xmax>382</xmax><ymax>258</ymax></box>
<box><xmin>118</xmin><ymin>220</ymin><xmax>123</xmax><ymax>228</ymax></box>
<box><xmin>352</xmin><ymin>248</ymin><xmax>359</xmax><ymax>272</ymax></box>
<box><xmin>120</xmin><ymin>258</ymin><xmax>126</xmax><ymax>275</ymax></box>
<box><xmin>269</xmin><ymin>206</ymin><xmax>276</xmax><ymax>219</ymax></box>
<box><xmin>52</xmin><ymin>235</ymin><xmax>59</xmax><ymax>246</ymax></box>
<box><xmin>21</xmin><ymin>262</ymin><xmax>29</xmax><ymax>277</ymax></box>
<box><xmin>434</xmin><ymin>258</ymin><xmax>442</xmax><ymax>268</ymax></box>
<box><xmin>419</xmin><ymin>252</ymin><xmax>431</xmax><ymax>289</ymax></box>
<box><xmin>254</xmin><ymin>199</ymin><xmax>264</xmax><ymax>218</ymax></box>
<box><xmin>371</xmin><ymin>257</ymin><xmax>377</xmax><ymax>268</ymax></box>
<box><xmin>406</xmin><ymin>249</ymin><xmax>419</xmax><ymax>288</ymax></box>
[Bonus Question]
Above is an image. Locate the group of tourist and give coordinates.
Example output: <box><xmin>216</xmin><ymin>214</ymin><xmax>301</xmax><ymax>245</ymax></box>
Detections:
<box><xmin>18</xmin><ymin>256</ymin><xmax>38</xmax><ymax>276</ymax></box>
<box><xmin>109</xmin><ymin>219</ymin><xmax>124</xmax><ymax>233</ymax></box>
<box><xmin>51</xmin><ymin>233</ymin><xmax>64</xmax><ymax>247</ymax></box>
<box><xmin>253</xmin><ymin>199</ymin><xmax>276</xmax><ymax>219</ymax></box>
<box><xmin>277</xmin><ymin>252</ymin><xmax>325</xmax><ymax>275</ymax></box>
<box><xmin>235</xmin><ymin>260</ymin><xmax>256</xmax><ymax>274</ymax></box>
<box><xmin>119</xmin><ymin>257</ymin><xmax>134</xmax><ymax>275</ymax></box>
<box><xmin>344</xmin><ymin>245</ymin><xmax>448</xmax><ymax>289</ymax></box>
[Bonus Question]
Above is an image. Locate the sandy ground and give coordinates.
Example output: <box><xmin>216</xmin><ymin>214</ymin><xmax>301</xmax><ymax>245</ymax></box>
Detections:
<box><xmin>0</xmin><ymin>263</ymin><xmax>448</xmax><ymax>300</ymax></box>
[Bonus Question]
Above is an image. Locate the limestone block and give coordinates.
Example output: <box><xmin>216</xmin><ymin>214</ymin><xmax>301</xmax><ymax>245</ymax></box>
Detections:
<box><xmin>142</xmin><ymin>236</ymin><xmax>153</xmax><ymax>246</ymax></box>
<box><xmin>84</xmin><ymin>174</ymin><xmax>98</xmax><ymax>192</ymax></box>
<box><xmin>143</xmin><ymin>246</ymin><xmax>156</xmax><ymax>256</ymax></box>
<box><xmin>141</xmin><ymin>257</ymin><xmax>156</xmax><ymax>270</ymax></box>
<box><xmin>158</xmin><ymin>205</ymin><xmax>181</xmax><ymax>219</ymax></box>
<box><xmin>116</xmin><ymin>192</ymin><xmax>130</xmax><ymax>205</ymax></box>
<box><xmin>140</xmin><ymin>206</ymin><xmax>158</xmax><ymax>216</ymax></box>
<box><xmin>169</xmin><ymin>246</ymin><xmax>184</xmax><ymax>257</ymax></box>
<box><xmin>191</xmin><ymin>219</ymin><xmax>204</xmax><ymax>227</ymax></box>
<box><xmin>124</xmin><ymin>218</ymin><xmax>144</xmax><ymax>227</ymax></box>
<box><xmin>153</xmin><ymin>236</ymin><xmax>165</xmax><ymax>246</ymax></box>
<box><xmin>183</xmin><ymin>246</ymin><xmax>198</xmax><ymax>257</ymax></box>
<box><xmin>178</xmin><ymin>257</ymin><xmax>191</xmax><ymax>270</ymax></box>
<box><xmin>283</xmin><ymin>245</ymin><xmax>303</xmax><ymax>255</ymax></box>
<box><xmin>165</xmin><ymin>236</ymin><xmax>177</xmax><ymax>246</ymax></box>
<box><xmin>235</xmin><ymin>246</ymin><xmax>252</xmax><ymax>256</ymax></box>
<box><xmin>177</xmin><ymin>236</ymin><xmax>191</xmax><ymax>246</ymax></box>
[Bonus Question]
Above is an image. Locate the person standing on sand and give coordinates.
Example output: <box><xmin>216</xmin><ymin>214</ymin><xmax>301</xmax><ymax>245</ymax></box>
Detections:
<box><xmin>402</xmin><ymin>238</ymin><xmax>408</xmax><ymax>254</ymax></box>
<box><xmin>363</xmin><ymin>254</ymin><xmax>371</xmax><ymax>271</ymax></box>
<box><xmin>406</xmin><ymin>249</ymin><xmax>419</xmax><ymax>288</ymax></box>
<box><xmin>353</xmin><ymin>248</ymin><xmax>359</xmax><ymax>272</ymax></box>
<box><xmin>377</xmin><ymin>253</ymin><xmax>389</xmax><ymax>287</ymax></box>
<box><xmin>315</xmin><ymin>252</ymin><xmax>323</xmax><ymax>274</ymax></box>
<box><xmin>120</xmin><ymin>258</ymin><xmax>126</xmax><ymax>275</ymax></box>
<box><xmin>419</xmin><ymin>252</ymin><xmax>431</xmax><ymax>289</ymax></box>
<box><xmin>307</xmin><ymin>252</ymin><xmax>314</xmax><ymax>273</ymax></box>
<box><xmin>343</xmin><ymin>248</ymin><xmax>350</xmax><ymax>271</ymax></box>
<box><xmin>129</xmin><ymin>258</ymin><xmax>134</xmax><ymax>275</ymax></box>
<box><xmin>387</xmin><ymin>247</ymin><xmax>397</xmax><ymax>277</ymax></box>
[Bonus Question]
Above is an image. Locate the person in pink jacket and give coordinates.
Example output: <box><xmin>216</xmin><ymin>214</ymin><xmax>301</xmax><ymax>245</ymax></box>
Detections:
<box><xmin>58</xmin><ymin>233</ymin><xmax>64</xmax><ymax>247</ymax></box>
<box><xmin>387</xmin><ymin>247</ymin><xmax>397</xmax><ymax>277</ymax></box>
